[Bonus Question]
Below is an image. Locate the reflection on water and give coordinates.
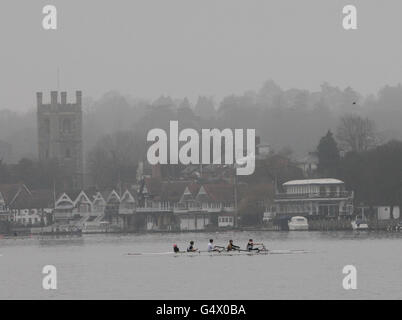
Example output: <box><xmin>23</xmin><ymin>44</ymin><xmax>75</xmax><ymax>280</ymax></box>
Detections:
<box><xmin>38</xmin><ymin>236</ymin><xmax>85</xmax><ymax>247</ymax></box>
<box><xmin>0</xmin><ymin>231</ymin><xmax>401</xmax><ymax>299</ymax></box>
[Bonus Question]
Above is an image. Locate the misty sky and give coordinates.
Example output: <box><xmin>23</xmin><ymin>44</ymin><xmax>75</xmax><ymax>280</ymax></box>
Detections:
<box><xmin>1</xmin><ymin>0</ymin><xmax>402</xmax><ymax>111</ymax></box>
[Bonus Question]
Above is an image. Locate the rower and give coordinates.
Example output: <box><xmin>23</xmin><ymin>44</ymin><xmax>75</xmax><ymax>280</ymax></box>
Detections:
<box><xmin>207</xmin><ymin>239</ymin><xmax>221</xmax><ymax>252</ymax></box>
<box><xmin>187</xmin><ymin>240</ymin><xmax>197</xmax><ymax>252</ymax></box>
<box><xmin>227</xmin><ymin>239</ymin><xmax>240</xmax><ymax>251</ymax></box>
<box><xmin>246</xmin><ymin>239</ymin><xmax>264</xmax><ymax>251</ymax></box>
<box><xmin>173</xmin><ymin>244</ymin><xmax>180</xmax><ymax>253</ymax></box>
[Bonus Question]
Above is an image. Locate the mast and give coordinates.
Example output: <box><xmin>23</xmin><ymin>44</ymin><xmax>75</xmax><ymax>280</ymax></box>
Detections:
<box><xmin>234</xmin><ymin>169</ymin><xmax>238</xmax><ymax>228</ymax></box>
<box><xmin>53</xmin><ymin>179</ymin><xmax>56</xmax><ymax>208</ymax></box>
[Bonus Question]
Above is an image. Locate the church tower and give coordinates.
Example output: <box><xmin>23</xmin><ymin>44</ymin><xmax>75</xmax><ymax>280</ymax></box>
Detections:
<box><xmin>37</xmin><ymin>91</ymin><xmax>83</xmax><ymax>190</ymax></box>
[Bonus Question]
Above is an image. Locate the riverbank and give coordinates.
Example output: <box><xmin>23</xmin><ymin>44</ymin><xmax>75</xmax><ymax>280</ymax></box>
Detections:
<box><xmin>1</xmin><ymin>217</ymin><xmax>401</xmax><ymax>237</ymax></box>
<box><xmin>1</xmin><ymin>221</ymin><xmax>401</xmax><ymax>237</ymax></box>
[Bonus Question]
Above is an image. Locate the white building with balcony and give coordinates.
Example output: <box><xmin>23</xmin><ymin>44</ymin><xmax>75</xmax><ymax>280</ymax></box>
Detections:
<box><xmin>274</xmin><ymin>178</ymin><xmax>354</xmax><ymax>218</ymax></box>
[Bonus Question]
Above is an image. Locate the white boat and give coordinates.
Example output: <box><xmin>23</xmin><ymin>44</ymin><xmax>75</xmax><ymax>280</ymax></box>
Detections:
<box><xmin>81</xmin><ymin>221</ymin><xmax>121</xmax><ymax>234</ymax></box>
<box><xmin>30</xmin><ymin>224</ymin><xmax>82</xmax><ymax>235</ymax></box>
<box><xmin>351</xmin><ymin>219</ymin><xmax>369</xmax><ymax>230</ymax></box>
<box><xmin>82</xmin><ymin>221</ymin><xmax>110</xmax><ymax>234</ymax></box>
<box><xmin>288</xmin><ymin>216</ymin><xmax>309</xmax><ymax>231</ymax></box>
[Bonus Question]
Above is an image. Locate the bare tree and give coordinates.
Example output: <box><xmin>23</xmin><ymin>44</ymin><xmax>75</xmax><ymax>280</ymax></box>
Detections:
<box><xmin>87</xmin><ymin>131</ymin><xmax>143</xmax><ymax>188</ymax></box>
<box><xmin>336</xmin><ymin>114</ymin><xmax>378</xmax><ymax>152</ymax></box>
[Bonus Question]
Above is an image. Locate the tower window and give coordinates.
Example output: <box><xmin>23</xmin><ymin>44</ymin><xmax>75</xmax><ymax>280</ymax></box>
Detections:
<box><xmin>65</xmin><ymin>148</ymin><xmax>71</xmax><ymax>159</ymax></box>
<box><xmin>44</xmin><ymin>118</ymin><xmax>50</xmax><ymax>134</ymax></box>
<box><xmin>62</xmin><ymin>119</ymin><xmax>72</xmax><ymax>133</ymax></box>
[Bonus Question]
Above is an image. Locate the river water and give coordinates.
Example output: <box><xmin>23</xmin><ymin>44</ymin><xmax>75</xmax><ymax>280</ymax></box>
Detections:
<box><xmin>0</xmin><ymin>231</ymin><xmax>401</xmax><ymax>299</ymax></box>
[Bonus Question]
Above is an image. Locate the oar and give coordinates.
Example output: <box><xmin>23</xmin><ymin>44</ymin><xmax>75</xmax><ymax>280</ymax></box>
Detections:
<box><xmin>214</xmin><ymin>245</ymin><xmax>225</xmax><ymax>253</ymax></box>
<box><xmin>185</xmin><ymin>249</ymin><xmax>201</xmax><ymax>254</ymax></box>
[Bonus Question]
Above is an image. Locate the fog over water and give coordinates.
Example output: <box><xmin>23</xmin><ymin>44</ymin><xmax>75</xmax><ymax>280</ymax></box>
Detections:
<box><xmin>0</xmin><ymin>232</ymin><xmax>401</xmax><ymax>299</ymax></box>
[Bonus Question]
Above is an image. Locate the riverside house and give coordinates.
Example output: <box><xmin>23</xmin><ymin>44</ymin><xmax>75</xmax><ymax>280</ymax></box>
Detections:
<box><xmin>0</xmin><ymin>184</ymin><xmax>53</xmax><ymax>226</ymax></box>
<box><xmin>137</xmin><ymin>178</ymin><xmax>236</xmax><ymax>231</ymax></box>
<box><xmin>53</xmin><ymin>188</ymin><xmax>137</xmax><ymax>229</ymax></box>
<box><xmin>45</xmin><ymin>178</ymin><xmax>239</xmax><ymax>232</ymax></box>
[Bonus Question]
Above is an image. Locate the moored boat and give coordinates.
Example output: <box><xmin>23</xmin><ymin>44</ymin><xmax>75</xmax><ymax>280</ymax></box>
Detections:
<box><xmin>81</xmin><ymin>221</ymin><xmax>120</xmax><ymax>234</ymax></box>
<box><xmin>351</xmin><ymin>219</ymin><xmax>369</xmax><ymax>230</ymax></box>
<box><xmin>31</xmin><ymin>225</ymin><xmax>82</xmax><ymax>236</ymax></box>
<box><xmin>288</xmin><ymin>216</ymin><xmax>309</xmax><ymax>231</ymax></box>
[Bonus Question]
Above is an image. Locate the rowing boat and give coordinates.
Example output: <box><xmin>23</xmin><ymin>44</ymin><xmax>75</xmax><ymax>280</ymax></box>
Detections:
<box><xmin>175</xmin><ymin>250</ymin><xmax>270</xmax><ymax>256</ymax></box>
<box><xmin>126</xmin><ymin>249</ymin><xmax>307</xmax><ymax>256</ymax></box>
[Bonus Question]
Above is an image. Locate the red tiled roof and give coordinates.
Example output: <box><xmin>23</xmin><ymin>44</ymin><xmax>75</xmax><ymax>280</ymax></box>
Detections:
<box><xmin>144</xmin><ymin>177</ymin><xmax>162</xmax><ymax>195</ymax></box>
<box><xmin>142</xmin><ymin>178</ymin><xmax>200</xmax><ymax>202</ymax></box>
<box><xmin>0</xmin><ymin>183</ymin><xmax>30</xmax><ymax>206</ymax></box>
<box><xmin>141</xmin><ymin>179</ymin><xmax>244</xmax><ymax>204</ymax></box>
<box><xmin>0</xmin><ymin>184</ymin><xmax>54</xmax><ymax>209</ymax></box>
<box><xmin>202</xmin><ymin>184</ymin><xmax>235</xmax><ymax>202</ymax></box>
<box><xmin>157</xmin><ymin>181</ymin><xmax>189</xmax><ymax>202</ymax></box>
<box><xmin>12</xmin><ymin>189</ymin><xmax>54</xmax><ymax>209</ymax></box>
<box><xmin>187</xmin><ymin>182</ymin><xmax>201</xmax><ymax>197</ymax></box>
